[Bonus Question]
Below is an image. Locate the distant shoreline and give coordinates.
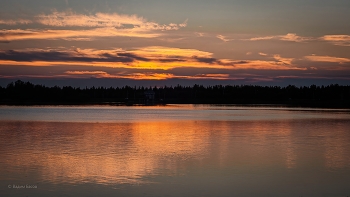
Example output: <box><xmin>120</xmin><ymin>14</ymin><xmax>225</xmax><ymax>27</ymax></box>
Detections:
<box><xmin>1</xmin><ymin>80</ymin><xmax>349</xmax><ymax>109</ymax></box>
<box><xmin>1</xmin><ymin>101</ymin><xmax>349</xmax><ymax>109</ymax></box>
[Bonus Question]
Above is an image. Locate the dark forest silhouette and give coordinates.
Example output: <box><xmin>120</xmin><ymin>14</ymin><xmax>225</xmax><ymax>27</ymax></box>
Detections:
<box><xmin>0</xmin><ymin>80</ymin><xmax>349</xmax><ymax>108</ymax></box>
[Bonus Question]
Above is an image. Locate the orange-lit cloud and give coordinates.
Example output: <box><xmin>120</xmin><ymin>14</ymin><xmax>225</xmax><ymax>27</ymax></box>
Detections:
<box><xmin>216</xmin><ymin>35</ymin><xmax>233</xmax><ymax>42</ymax></box>
<box><xmin>36</xmin><ymin>11</ymin><xmax>187</xmax><ymax>30</ymax></box>
<box><xmin>180</xmin><ymin>74</ymin><xmax>231</xmax><ymax>80</ymax></box>
<box><xmin>65</xmin><ymin>71</ymin><xmax>174</xmax><ymax>80</ymax></box>
<box><xmin>129</xmin><ymin>60</ymin><xmax>304</xmax><ymax>71</ymax></box>
<box><xmin>129</xmin><ymin>73</ymin><xmax>233</xmax><ymax>80</ymax></box>
<box><xmin>0</xmin><ymin>27</ymin><xmax>161</xmax><ymax>42</ymax></box>
<box><xmin>275</xmin><ymin>75</ymin><xmax>350</xmax><ymax>80</ymax></box>
<box><xmin>0</xmin><ymin>60</ymin><xmax>307</xmax><ymax>70</ymax></box>
<box><xmin>131</xmin><ymin>46</ymin><xmax>213</xmax><ymax>58</ymax></box>
<box><xmin>279</xmin><ymin>33</ymin><xmax>310</xmax><ymax>42</ymax></box>
<box><xmin>273</xmin><ymin>55</ymin><xmax>294</xmax><ymax>65</ymax></box>
<box><xmin>195</xmin><ymin>32</ymin><xmax>205</xmax><ymax>37</ymax></box>
<box><xmin>0</xmin><ymin>47</ymin><xmax>306</xmax><ymax>72</ymax></box>
<box><xmin>0</xmin><ymin>19</ymin><xmax>32</xmax><ymax>25</ymax></box>
<box><xmin>64</xmin><ymin>71</ymin><xmax>232</xmax><ymax>80</ymax></box>
<box><xmin>320</xmin><ymin>35</ymin><xmax>350</xmax><ymax>46</ymax></box>
<box><xmin>65</xmin><ymin>71</ymin><xmax>108</xmax><ymax>75</ymax></box>
<box><xmin>304</xmin><ymin>55</ymin><xmax>350</xmax><ymax>63</ymax></box>
<box><xmin>245</xmin><ymin>33</ymin><xmax>350</xmax><ymax>46</ymax></box>
<box><xmin>0</xmin><ymin>11</ymin><xmax>187</xmax><ymax>42</ymax></box>
<box><xmin>247</xmin><ymin>33</ymin><xmax>312</xmax><ymax>42</ymax></box>
<box><xmin>130</xmin><ymin>73</ymin><xmax>175</xmax><ymax>80</ymax></box>
<box><xmin>248</xmin><ymin>35</ymin><xmax>275</xmax><ymax>41</ymax></box>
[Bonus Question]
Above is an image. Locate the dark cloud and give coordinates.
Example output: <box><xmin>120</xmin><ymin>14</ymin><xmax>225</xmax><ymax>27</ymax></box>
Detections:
<box><xmin>0</xmin><ymin>49</ymin><xmax>199</xmax><ymax>63</ymax></box>
<box><xmin>0</xmin><ymin>50</ymin><xmax>135</xmax><ymax>63</ymax></box>
<box><xmin>192</xmin><ymin>56</ymin><xmax>249</xmax><ymax>66</ymax></box>
<box><xmin>193</xmin><ymin>56</ymin><xmax>218</xmax><ymax>64</ymax></box>
<box><xmin>117</xmin><ymin>53</ymin><xmax>187</xmax><ymax>63</ymax></box>
<box><xmin>117</xmin><ymin>53</ymin><xmax>150</xmax><ymax>61</ymax></box>
<box><xmin>232</xmin><ymin>60</ymin><xmax>249</xmax><ymax>64</ymax></box>
<box><xmin>158</xmin><ymin>58</ymin><xmax>186</xmax><ymax>62</ymax></box>
<box><xmin>0</xmin><ymin>49</ymin><xmax>245</xmax><ymax>66</ymax></box>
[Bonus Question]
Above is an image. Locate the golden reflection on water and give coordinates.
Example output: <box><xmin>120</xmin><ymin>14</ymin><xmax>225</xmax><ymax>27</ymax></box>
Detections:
<box><xmin>1</xmin><ymin>118</ymin><xmax>350</xmax><ymax>187</ymax></box>
<box><xmin>0</xmin><ymin>121</ymin><xmax>212</xmax><ymax>185</ymax></box>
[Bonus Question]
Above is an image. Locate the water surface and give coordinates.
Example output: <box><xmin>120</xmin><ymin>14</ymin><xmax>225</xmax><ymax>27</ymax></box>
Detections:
<box><xmin>1</xmin><ymin>105</ymin><xmax>350</xmax><ymax>197</ymax></box>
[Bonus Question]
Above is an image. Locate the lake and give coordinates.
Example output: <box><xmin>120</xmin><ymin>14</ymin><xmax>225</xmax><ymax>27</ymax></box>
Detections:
<box><xmin>1</xmin><ymin>105</ymin><xmax>350</xmax><ymax>197</ymax></box>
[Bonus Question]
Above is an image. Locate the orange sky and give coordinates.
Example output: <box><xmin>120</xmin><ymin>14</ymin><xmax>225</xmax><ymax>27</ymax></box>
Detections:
<box><xmin>0</xmin><ymin>1</ymin><xmax>350</xmax><ymax>86</ymax></box>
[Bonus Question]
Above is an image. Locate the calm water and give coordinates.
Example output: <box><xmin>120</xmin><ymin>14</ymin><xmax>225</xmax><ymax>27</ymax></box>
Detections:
<box><xmin>0</xmin><ymin>105</ymin><xmax>350</xmax><ymax>197</ymax></box>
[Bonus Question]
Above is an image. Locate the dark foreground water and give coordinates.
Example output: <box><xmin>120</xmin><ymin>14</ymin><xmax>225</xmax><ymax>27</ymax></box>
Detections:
<box><xmin>0</xmin><ymin>105</ymin><xmax>350</xmax><ymax>197</ymax></box>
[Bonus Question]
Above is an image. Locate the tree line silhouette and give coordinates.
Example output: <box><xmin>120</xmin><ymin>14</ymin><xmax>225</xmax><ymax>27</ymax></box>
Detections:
<box><xmin>0</xmin><ymin>80</ymin><xmax>349</xmax><ymax>108</ymax></box>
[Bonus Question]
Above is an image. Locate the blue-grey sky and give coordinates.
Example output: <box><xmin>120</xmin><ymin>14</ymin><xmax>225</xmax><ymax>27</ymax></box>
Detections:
<box><xmin>0</xmin><ymin>0</ymin><xmax>350</xmax><ymax>87</ymax></box>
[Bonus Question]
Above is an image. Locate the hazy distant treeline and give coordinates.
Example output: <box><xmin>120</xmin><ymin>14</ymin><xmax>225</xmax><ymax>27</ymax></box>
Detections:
<box><xmin>0</xmin><ymin>80</ymin><xmax>349</xmax><ymax>107</ymax></box>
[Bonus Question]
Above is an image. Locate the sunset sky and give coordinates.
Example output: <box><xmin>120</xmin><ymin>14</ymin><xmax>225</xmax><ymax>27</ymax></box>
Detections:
<box><xmin>1</xmin><ymin>0</ymin><xmax>350</xmax><ymax>87</ymax></box>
